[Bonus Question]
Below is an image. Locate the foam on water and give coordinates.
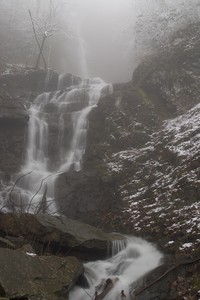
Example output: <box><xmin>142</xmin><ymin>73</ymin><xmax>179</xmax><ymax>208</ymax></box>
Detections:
<box><xmin>69</xmin><ymin>236</ymin><xmax>163</xmax><ymax>300</ymax></box>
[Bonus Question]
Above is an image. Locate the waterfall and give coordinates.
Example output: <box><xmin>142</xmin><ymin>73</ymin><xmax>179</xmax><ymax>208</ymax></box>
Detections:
<box><xmin>0</xmin><ymin>77</ymin><xmax>112</xmax><ymax>214</ymax></box>
<box><xmin>69</xmin><ymin>236</ymin><xmax>163</xmax><ymax>300</ymax></box>
<box><xmin>69</xmin><ymin>11</ymin><xmax>89</xmax><ymax>79</ymax></box>
<box><xmin>109</xmin><ymin>238</ymin><xmax>127</xmax><ymax>257</ymax></box>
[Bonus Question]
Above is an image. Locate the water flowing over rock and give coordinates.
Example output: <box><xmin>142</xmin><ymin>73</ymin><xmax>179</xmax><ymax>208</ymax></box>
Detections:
<box><xmin>69</xmin><ymin>237</ymin><xmax>163</xmax><ymax>300</ymax></box>
<box><xmin>0</xmin><ymin>75</ymin><xmax>112</xmax><ymax>214</ymax></box>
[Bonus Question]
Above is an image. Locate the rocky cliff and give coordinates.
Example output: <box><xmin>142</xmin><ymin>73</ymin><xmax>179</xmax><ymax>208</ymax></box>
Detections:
<box><xmin>0</xmin><ymin>23</ymin><xmax>199</xmax><ymax>253</ymax></box>
<box><xmin>55</xmin><ymin>22</ymin><xmax>200</xmax><ymax>259</ymax></box>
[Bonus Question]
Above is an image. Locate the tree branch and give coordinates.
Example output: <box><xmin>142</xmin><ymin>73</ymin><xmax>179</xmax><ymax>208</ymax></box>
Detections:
<box><xmin>9</xmin><ymin>171</ymin><xmax>33</xmax><ymax>212</ymax></box>
<box><xmin>27</xmin><ymin>171</ymin><xmax>65</xmax><ymax>213</ymax></box>
<box><xmin>28</xmin><ymin>9</ymin><xmax>47</xmax><ymax>69</ymax></box>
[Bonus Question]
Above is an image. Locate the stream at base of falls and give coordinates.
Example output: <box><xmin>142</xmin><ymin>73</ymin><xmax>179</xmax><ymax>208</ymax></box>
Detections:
<box><xmin>69</xmin><ymin>236</ymin><xmax>163</xmax><ymax>300</ymax></box>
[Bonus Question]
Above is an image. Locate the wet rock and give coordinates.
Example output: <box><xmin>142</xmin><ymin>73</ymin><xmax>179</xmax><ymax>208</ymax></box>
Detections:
<box><xmin>0</xmin><ymin>213</ymin><xmax>123</xmax><ymax>259</ymax></box>
<box><xmin>0</xmin><ymin>247</ymin><xmax>83</xmax><ymax>300</ymax></box>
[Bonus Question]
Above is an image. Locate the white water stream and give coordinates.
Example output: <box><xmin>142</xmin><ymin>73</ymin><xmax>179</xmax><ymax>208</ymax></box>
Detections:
<box><xmin>0</xmin><ymin>77</ymin><xmax>112</xmax><ymax>213</ymax></box>
<box><xmin>69</xmin><ymin>236</ymin><xmax>163</xmax><ymax>300</ymax></box>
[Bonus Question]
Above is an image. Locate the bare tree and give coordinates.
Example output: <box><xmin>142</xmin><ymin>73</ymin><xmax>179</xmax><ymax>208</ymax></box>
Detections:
<box><xmin>28</xmin><ymin>0</ymin><xmax>68</xmax><ymax>69</ymax></box>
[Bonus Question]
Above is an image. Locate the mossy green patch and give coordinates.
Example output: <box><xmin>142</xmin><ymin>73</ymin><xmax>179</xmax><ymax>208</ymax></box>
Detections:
<box><xmin>191</xmin><ymin>273</ymin><xmax>200</xmax><ymax>290</ymax></box>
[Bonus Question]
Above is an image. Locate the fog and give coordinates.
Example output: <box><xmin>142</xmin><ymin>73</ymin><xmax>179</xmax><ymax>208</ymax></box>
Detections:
<box><xmin>0</xmin><ymin>0</ymin><xmax>200</xmax><ymax>82</ymax></box>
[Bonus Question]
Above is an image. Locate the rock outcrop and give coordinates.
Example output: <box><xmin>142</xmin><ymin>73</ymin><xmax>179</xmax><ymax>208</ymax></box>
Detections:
<box><xmin>0</xmin><ymin>213</ymin><xmax>123</xmax><ymax>259</ymax></box>
<box><xmin>0</xmin><ymin>67</ymin><xmax>81</xmax><ymax>97</ymax></box>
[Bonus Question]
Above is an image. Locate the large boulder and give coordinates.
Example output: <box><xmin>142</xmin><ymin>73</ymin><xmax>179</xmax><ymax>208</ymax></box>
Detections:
<box><xmin>0</xmin><ymin>213</ymin><xmax>123</xmax><ymax>259</ymax></box>
<box><xmin>0</xmin><ymin>247</ymin><xmax>83</xmax><ymax>300</ymax></box>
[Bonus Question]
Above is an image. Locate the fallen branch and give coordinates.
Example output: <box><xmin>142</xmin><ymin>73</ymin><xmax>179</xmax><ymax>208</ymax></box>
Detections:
<box><xmin>34</xmin><ymin>184</ymin><xmax>48</xmax><ymax>214</ymax></box>
<box><xmin>94</xmin><ymin>278</ymin><xmax>117</xmax><ymax>300</ymax></box>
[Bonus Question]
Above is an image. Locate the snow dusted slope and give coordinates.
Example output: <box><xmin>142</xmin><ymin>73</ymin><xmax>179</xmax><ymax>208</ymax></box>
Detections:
<box><xmin>106</xmin><ymin>103</ymin><xmax>200</xmax><ymax>253</ymax></box>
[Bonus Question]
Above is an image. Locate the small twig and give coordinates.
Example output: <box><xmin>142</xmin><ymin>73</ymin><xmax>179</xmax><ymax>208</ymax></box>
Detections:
<box><xmin>9</xmin><ymin>171</ymin><xmax>33</xmax><ymax>211</ymax></box>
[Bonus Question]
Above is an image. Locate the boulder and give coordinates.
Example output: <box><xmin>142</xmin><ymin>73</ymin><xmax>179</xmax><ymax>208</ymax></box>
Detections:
<box><xmin>0</xmin><ymin>247</ymin><xmax>83</xmax><ymax>300</ymax></box>
<box><xmin>0</xmin><ymin>213</ymin><xmax>123</xmax><ymax>259</ymax></box>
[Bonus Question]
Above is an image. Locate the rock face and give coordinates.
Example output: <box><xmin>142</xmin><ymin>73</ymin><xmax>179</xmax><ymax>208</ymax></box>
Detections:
<box><xmin>132</xmin><ymin>23</ymin><xmax>200</xmax><ymax>115</ymax></box>
<box><xmin>0</xmin><ymin>96</ymin><xmax>29</xmax><ymax>175</ymax></box>
<box><xmin>0</xmin><ymin>247</ymin><xmax>82</xmax><ymax>300</ymax></box>
<box><xmin>0</xmin><ymin>67</ymin><xmax>81</xmax><ymax>97</ymax></box>
<box><xmin>55</xmin><ymin>169</ymin><xmax>120</xmax><ymax>224</ymax></box>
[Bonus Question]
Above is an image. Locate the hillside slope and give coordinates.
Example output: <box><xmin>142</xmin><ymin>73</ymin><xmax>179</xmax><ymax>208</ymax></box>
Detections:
<box><xmin>55</xmin><ymin>23</ymin><xmax>200</xmax><ymax>256</ymax></box>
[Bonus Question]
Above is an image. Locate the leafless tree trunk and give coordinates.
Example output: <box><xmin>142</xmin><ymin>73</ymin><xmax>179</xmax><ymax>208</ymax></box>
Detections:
<box><xmin>28</xmin><ymin>9</ymin><xmax>47</xmax><ymax>69</ymax></box>
<box><xmin>35</xmin><ymin>34</ymin><xmax>47</xmax><ymax>69</ymax></box>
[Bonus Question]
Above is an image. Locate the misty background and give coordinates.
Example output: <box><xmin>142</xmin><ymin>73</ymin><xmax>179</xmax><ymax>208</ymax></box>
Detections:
<box><xmin>0</xmin><ymin>0</ymin><xmax>200</xmax><ymax>82</ymax></box>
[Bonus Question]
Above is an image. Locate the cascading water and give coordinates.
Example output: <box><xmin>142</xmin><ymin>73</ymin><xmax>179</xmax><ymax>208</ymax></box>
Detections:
<box><xmin>0</xmin><ymin>77</ymin><xmax>112</xmax><ymax>213</ymax></box>
<box><xmin>69</xmin><ymin>236</ymin><xmax>163</xmax><ymax>300</ymax></box>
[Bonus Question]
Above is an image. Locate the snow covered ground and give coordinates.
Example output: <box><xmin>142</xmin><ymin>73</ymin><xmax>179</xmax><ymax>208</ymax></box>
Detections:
<box><xmin>106</xmin><ymin>103</ymin><xmax>200</xmax><ymax>253</ymax></box>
